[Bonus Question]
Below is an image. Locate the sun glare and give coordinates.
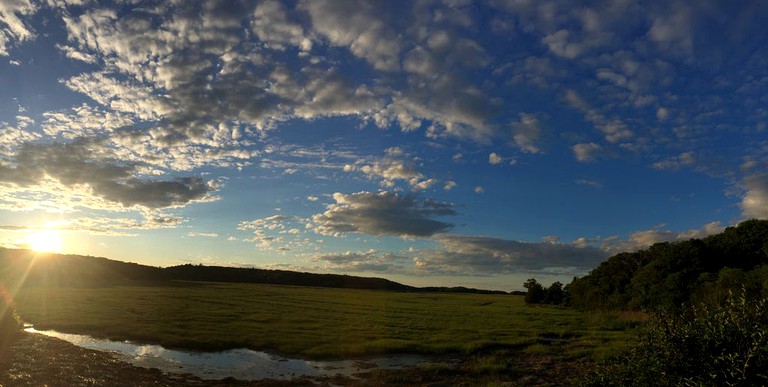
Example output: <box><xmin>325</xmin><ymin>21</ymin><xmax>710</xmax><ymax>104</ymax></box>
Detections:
<box><xmin>25</xmin><ymin>229</ymin><xmax>64</xmax><ymax>253</ymax></box>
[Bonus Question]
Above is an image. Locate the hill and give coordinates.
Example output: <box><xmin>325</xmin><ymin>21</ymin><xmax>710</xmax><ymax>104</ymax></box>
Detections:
<box><xmin>0</xmin><ymin>249</ymin><xmax>504</xmax><ymax>294</ymax></box>
<box><xmin>566</xmin><ymin>219</ymin><xmax>768</xmax><ymax>310</ymax></box>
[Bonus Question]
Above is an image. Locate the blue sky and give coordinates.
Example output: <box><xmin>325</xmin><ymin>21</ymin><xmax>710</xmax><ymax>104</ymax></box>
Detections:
<box><xmin>1</xmin><ymin>0</ymin><xmax>767</xmax><ymax>290</ymax></box>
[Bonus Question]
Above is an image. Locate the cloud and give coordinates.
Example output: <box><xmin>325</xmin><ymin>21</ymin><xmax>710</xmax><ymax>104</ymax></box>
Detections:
<box><xmin>43</xmin><ymin>104</ymin><xmax>134</xmax><ymax>139</ymax></box>
<box><xmin>344</xmin><ymin>148</ymin><xmax>437</xmax><ymax>190</ymax></box>
<box><xmin>413</xmin><ymin>235</ymin><xmax>608</xmax><ymax>275</ymax></box>
<box><xmin>572</xmin><ymin>142</ymin><xmax>603</xmax><ymax>163</ymax></box>
<box><xmin>594</xmin><ymin>221</ymin><xmax>726</xmax><ymax>254</ymax></box>
<box><xmin>0</xmin><ymin>215</ymin><xmax>188</xmax><ymax>238</ymax></box>
<box><xmin>564</xmin><ymin>90</ymin><xmax>633</xmax><ymax>144</ymax></box>
<box><xmin>510</xmin><ymin>113</ymin><xmax>544</xmax><ymax>154</ymax></box>
<box><xmin>575</xmin><ymin>179</ymin><xmax>603</xmax><ymax>189</ymax></box>
<box><xmin>300</xmin><ymin>0</ymin><xmax>401</xmax><ymax>72</ymax></box>
<box><xmin>474</xmin><ymin>186</ymin><xmax>485</xmax><ymax>194</ymax></box>
<box><xmin>488</xmin><ymin>152</ymin><xmax>502</xmax><ymax>165</ymax></box>
<box><xmin>188</xmin><ymin>232</ymin><xmax>218</xmax><ymax>238</ymax></box>
<box><xmin>741</xmin><ymin>174</ymin><xmax>768</xmax><ymax>219</ymax></box>
<box><xmin>312</xmin><ymin>191</ymin><xmax>455</xmax><ymax>238</ymax></box>
<box><xmin>252</xmin><ymin>0</ymin><xmax>310</xmax><ymax>51</ymax></box>
<box><xmin>0</xmin><ymin>141</ymin><xmax>216</xmax><ymax>211</ymax></box>
<box><xmin>443</xmin><ymin>180</ymin><xmax>457</xmax><ymax>191</ymax></box>
<box><xmin>0</xmin><ymin>0</ymin><xmax>36</xmax><ymax>56</ymax></box>
<box><xmin>652</xmin><ymin>151</ymin><xmax>695</xmax><ymax>170</ymax></box>
<box><xmin>239</xmin><ymin>215</ymin><xmax>286</xmax><ymax>231</ymax></box>
<box><xmin>310</xmin><ymin>249</ymin><xmax>407</xmax><ymax>272</ymax></box>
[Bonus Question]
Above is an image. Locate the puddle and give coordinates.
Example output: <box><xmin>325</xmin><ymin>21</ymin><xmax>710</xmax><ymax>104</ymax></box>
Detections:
<box><xmin>24</xmin><ymin>327</ymin><xmax>431</xmax><ymax>380</ymax></box>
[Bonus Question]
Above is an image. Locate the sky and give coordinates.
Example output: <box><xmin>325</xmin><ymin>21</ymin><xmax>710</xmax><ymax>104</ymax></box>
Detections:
<box><xmin>1</xmin><ymin>0</ymin><xmax>767</xmax><ymax>291</ymax></box>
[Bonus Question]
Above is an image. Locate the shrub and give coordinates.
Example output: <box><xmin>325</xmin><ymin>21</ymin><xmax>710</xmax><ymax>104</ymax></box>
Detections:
<box><xmin>581</xmin><ymin>289</ymin><xmax>768</xmax><ymax>386</ymax></box>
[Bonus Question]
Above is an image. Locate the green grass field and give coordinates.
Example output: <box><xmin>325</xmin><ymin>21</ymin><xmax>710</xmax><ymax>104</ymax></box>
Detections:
<box><xmin>13</xmin><ymin>282</ymin><xmax>642</xmax><ymax>360</ymax></box>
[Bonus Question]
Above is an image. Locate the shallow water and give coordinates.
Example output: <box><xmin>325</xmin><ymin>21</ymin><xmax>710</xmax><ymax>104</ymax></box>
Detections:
<box><xmin>24</xmin><ymin>327</ymin><xmax>430</xmax><ymax>380</ymax></box>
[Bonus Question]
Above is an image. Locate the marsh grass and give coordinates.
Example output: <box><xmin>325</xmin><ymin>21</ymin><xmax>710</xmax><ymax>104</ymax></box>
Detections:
<box><xmin>15</xmin><ymin>282</ymin><xmax>640</xmax><ymax>360</ymax></box>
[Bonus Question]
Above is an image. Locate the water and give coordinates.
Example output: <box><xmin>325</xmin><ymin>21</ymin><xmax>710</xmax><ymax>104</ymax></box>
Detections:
<box><xmin>24</xmin><ymin>327</ymin><xmax>431</xmax><ymax>380</ymax></box>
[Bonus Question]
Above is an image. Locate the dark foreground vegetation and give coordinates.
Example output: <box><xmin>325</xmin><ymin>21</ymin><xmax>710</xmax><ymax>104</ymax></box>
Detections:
<box><xmin>582</xmin><ymin>290</ymin><xmax>768</xmax><ymax>386</ymax></box>
<box><xmin>521</xmin><ymin>219</ymin><xmax>768</xmax><ymax>386</ymax></box>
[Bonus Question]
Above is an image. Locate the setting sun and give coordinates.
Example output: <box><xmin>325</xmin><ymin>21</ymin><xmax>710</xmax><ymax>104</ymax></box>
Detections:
<box><xmin>25</xmin><ymin>230</ymin><xmax>64</xmax><ymax>253</ymax></box>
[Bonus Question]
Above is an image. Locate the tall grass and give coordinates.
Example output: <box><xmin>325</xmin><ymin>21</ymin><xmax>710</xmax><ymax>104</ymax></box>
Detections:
<box><xmin>15</xmin><ymin>282</ymin><xmax>641</xmax><ymax>359</ymax></box>
<box><xmin>581</xmin><ymin>289</ymin><xmax>768</xmax><ymax>386</ymax></box>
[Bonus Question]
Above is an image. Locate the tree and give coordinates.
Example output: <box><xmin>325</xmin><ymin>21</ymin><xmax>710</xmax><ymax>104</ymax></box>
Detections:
<box><xmin>545</xmin><ymin>281</ymin><xmax>565</xmax><ymax>305</ymax></box>
<box><xmin>523</xmin><ymin>278</ymin><xmax>546</xmax><ymax>304</ymax></box>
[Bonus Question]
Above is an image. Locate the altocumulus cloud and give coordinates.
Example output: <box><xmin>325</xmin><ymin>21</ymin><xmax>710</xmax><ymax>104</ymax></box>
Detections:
<box><xmin>312</xmin><ymin>191</ymin><xmax>455</xmax><ymax>238</ymax></box>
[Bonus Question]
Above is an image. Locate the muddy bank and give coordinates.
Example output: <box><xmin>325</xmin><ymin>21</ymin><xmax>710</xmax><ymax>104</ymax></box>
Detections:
<box><xmin>0</xmin><ymin>332</ymin><xmax>591</xmax><ymax>386</ymax></box>
<box><xmin>0</xmin><ymin>333</ymin><xmax>323</xmax><ymax>386</ymax></box>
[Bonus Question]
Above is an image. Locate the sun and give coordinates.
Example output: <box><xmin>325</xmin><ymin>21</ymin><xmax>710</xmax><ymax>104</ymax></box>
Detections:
<box><xmin>25</xmin><ymin>230</ymin><xmax>64</xmax><ymax>253</ymax></box>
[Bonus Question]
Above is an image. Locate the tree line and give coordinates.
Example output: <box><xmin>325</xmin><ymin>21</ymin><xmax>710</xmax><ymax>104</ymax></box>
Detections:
<box><xmin>523</xmin><ymin>219</ymin><xmax>768</xmax><ymax>311</ymax></box>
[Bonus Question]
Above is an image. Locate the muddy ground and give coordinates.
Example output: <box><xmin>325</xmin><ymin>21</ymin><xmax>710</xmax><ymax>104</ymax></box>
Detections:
<box><xmin>0</xmin><ymin>333</ymin><xmax>590</xmax><ymax>386</ymax></box>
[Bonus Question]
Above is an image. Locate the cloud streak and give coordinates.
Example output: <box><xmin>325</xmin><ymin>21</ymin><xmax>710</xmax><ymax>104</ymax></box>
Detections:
<box><xmin>414</xmin><ymin>235</ymin><xmax>608</xmax><ymax>276</ymax></box>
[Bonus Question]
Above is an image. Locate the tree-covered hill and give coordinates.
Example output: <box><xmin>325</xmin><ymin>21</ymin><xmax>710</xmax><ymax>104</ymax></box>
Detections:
<box><xmin>0</xmin><ymin>248</ymin><xmax>504</xmax><ymax>294</ymax></box>
<box><xmin>566</xmin><ymin>219</ymin><xmax>768</xmax><ymax>310</ymax></box>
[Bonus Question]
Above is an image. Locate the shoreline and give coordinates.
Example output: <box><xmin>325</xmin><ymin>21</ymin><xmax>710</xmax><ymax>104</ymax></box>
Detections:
<box><xmin>1</xmin><ymin>332</ymin><xmax>591</xmax><ymax>386</ymax></box>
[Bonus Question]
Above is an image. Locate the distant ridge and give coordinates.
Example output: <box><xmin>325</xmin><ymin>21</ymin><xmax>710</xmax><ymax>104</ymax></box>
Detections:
<box><xmin>0</xmin><ymin>248</ymin><xmax>506</xmax><ymax>294</ymax></box>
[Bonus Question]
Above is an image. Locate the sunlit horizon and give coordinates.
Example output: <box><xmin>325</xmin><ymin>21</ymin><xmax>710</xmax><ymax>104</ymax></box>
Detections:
<box><xmin>23</xmin><ymin>230</ymin><xmax>64</xmax><ymax>254</ymax></box>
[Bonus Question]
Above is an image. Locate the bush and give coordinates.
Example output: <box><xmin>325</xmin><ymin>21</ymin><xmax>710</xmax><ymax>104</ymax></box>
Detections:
<box><xmin>581</xmin><ymin>289</ymin><xmax>768</xmax><ymax>386</ymax></box>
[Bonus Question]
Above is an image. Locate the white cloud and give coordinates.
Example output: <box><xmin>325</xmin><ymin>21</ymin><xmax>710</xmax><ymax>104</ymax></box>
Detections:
<box><xmin>656</xmin><ymin>107</ymin><xmax>669</xmax><ymax>121</ymax></box>
<box><xmin>646</xmin><ymin>4</ymin><xmax>694</xmax><ymax>58</ymax></box>
<box><xmin>43</xmin><ymin>104</ymin><xmax>134</xmax><ymax>139</ymax></box>
<box><xmin>510</xmin><ymin>113</ymin><xmax>544</xmax><ymax>153</ymax></box>
<box><xmin>488</xmin><ymin>152</ymin><xmax>502</xmax><ymax>165</ymax></box>
<box><xmin>310</xmin><ymin>249</ymin><xmax>407</xmax><ymax>273</ymax></box>
<box><xmin>345</xmin><ymin>150</ymin><xmax>437</xmax><ymax>190</ymax></box>
<box><xmin>572</xmin><ymin>142</ymin><xmax>603</xmax><ymax>163</ymax></box>
<box><xmin>443</xmin><ymin>180</ymin><xmax>457</xmax><ymax>191</ymax></box>
<box><xmin>474</xmin><ymin>186</ymin><xmax>485</xmax><ymax>194</ymax></box>
<box><xmin>239</xmin><ymin>215</ymin><xmax>286</xmax><ymax>230</ymax></box>
<box><xmin>741</xmin><ymin>174</ymin><xmax>768</xmax><ymax>219</ymax></box>
<box><xmin>300</xmin><ymin>0</ymin><xmax>401</xmax><ymax>71</ymax></box>
<box><xmin>252</xmin><ymin>0</ymin><xmax>310</xmax><ymax>51</ymax></box>
<box><xmin>0</xmin><ymin>0</ymin><xmax>36</xmax><ymax>56</ymax></box>
<box><xmin>542</xmin><ymin>29</ymin><xmax>583</xmax><ymax>59</ymax></box>
<box><xmin>594</xmin><ymin>221</ymin><xmax>726</xmax><ymax>254</ymax></box>
<box><xmin>312</xmin><ymin>191</ymin><xmax>455</xmax><ymax>238</ymax></box>
<box><xmin>188</xmin><ymin>232</ymin><xmax>218</xmax><ymax>238</ymax></box>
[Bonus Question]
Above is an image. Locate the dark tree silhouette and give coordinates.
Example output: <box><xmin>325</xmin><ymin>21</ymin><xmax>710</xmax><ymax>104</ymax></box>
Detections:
<box><xmin>523</xmin><ymin>278</ymin><xmax>546</xmax><ymax>304</ymax></box>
